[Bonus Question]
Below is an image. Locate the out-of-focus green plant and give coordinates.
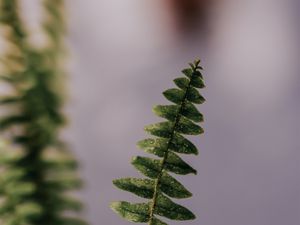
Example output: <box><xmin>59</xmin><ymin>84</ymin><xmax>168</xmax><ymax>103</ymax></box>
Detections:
<box><xmin>111</xmin><ymin>60</ymin><xmax>205</xmax><ymax>225</ymax></box>
<box><xmin>0</xmin><ymin>0</ymin><xmax>87</xmax><ymax>224</ymax></box>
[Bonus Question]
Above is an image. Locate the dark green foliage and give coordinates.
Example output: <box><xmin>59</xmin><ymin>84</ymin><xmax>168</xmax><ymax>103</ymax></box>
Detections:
<box><xmin>111</xmin><ymin>60</ymin><xmax>205</xmax><ymax>224</ymax></box>
<box><xmin>0</xmin><ymin>0</ymin><xmax>87</xmax><ymax>224</ymax></box>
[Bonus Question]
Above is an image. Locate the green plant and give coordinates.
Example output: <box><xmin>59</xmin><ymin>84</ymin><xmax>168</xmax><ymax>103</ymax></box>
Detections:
<box><xmin>111</xmin><ymin>60</ymin><xmax>205</xmax><ymax>225</ymax></box>
<box><xmin>0</xmin><ymin>0</ymin><xmax>87</xmax><ymax>224</ymax></box>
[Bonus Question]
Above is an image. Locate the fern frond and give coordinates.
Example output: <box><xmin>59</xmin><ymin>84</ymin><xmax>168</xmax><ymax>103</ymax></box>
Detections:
<box><xmin>111</xmin><ymin>59</ymin><xmax>205</xmax><ymax>225</ymax></box>
<box><xmin>0</xmin><ymin>0</ymin><xmax>87</xmax><ymax>224</ymax></box>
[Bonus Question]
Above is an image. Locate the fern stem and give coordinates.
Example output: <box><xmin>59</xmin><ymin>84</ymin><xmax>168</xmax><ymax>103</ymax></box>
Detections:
<box><xmin>148</xmin><ymin>65</ymin><xmax>196</xmax><ymax>225</ymax></box>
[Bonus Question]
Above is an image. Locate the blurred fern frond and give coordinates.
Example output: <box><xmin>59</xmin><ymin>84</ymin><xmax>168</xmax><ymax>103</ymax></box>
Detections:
<box><xmin>111</xmin><ymin>60</ymin><xmax>205</xmax><ymax>225</ymax></box>
<box><xmin>0</xmin><ymin>0</ymin><xmax>87</xmax><ymax>224</ymax></box>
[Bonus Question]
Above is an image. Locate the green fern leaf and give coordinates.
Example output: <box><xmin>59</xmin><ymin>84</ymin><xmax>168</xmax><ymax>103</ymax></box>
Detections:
<box><xmin>0</xmin><ymin>0</ymin><xmax>87</xmax><ymax>224</ymax></box>
<box><xmin>111</xmin><ymin>202</ymin><xmax>150</xmax><ymax>223</ymax></box>
<box><xmin>154</xmin><ymin>194</ymin><xmax>195</xmax><ymax>220</ymax></box>
<box><xmin>163</xmin><ymin>88</ymin><xmax>185</xmax><ymax>104</ymax></box>
<box><xmin>111</xmin><ymin>59</ymin><xmax>205</xmax><ymax>224</ymax></box>
<box><xmin>113</xmin><ymin>178</ymin><xmax>155</xmax><ymax>199</ymax></box>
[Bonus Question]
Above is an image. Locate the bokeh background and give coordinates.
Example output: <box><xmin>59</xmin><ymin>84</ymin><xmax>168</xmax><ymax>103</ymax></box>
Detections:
<box><xmin>21</xmin><ymin>0</ymin><xmax>300</xmax><ymax>224</ymax></box>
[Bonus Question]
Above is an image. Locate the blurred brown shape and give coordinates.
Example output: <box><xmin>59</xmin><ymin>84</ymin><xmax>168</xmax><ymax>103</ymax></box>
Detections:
<box><xmin>166</xmin><ymin>0</ymin><xmax>215</xmax><ymax>36</ymax></box>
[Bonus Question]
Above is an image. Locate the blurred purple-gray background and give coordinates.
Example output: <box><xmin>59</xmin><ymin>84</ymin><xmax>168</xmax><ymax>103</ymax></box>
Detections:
<box><xmin>24</xmin><ymin>0</ymin><xmax>300</xmax><ymax>224</ymax></box>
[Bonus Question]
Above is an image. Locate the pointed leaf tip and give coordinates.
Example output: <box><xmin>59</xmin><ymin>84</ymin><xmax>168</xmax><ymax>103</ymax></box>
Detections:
<box><xmin>194</xmin><ymin>59</ymin><xmax>201</xmax><ymax>66</ymax></box>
